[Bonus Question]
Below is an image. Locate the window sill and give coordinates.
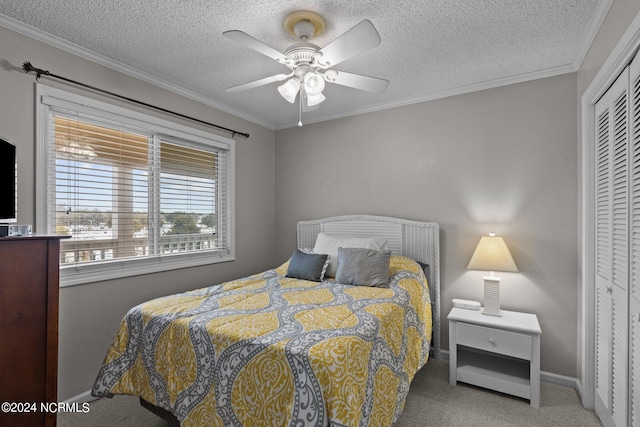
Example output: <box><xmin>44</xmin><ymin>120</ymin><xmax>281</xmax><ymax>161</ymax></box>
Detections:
<box><xmin>59</xmin><ymin>251</ymin><xmax>235</xmax><ymax>287</ymax></box>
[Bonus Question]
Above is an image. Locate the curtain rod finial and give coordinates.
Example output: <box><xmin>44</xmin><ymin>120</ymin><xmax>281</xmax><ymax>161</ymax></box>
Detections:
<box><xmin>22</xmin><ymin>61</ymin><xmax>49</xmax><ymax>81</ymax></box>
<box><xmin>22</xmin><ymin>61</ymin><xmax>34</xmax><ymax>73</ymax></box>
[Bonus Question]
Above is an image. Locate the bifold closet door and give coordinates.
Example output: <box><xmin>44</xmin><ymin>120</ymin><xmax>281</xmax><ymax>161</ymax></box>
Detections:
<box><xmin>629</xmin><ymin>51</ymin><xmax>640</xmax><ymax>427</ymax></box>
<box><xmin>594</xmin><ymin>65</ymin><xmax>629</xmax><ymax>427</ymax></box>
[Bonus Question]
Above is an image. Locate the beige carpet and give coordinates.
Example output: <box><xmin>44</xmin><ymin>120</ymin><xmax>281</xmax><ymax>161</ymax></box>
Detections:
<box><xmin>59</xmin><ymin>358</ymin><xmax>602</xmax><ymax>426</ymax></box>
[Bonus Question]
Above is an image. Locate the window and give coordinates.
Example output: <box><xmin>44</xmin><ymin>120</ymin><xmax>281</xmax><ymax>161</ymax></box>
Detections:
<box><xmin>36</xmin><ymin>86</ymin><xmax>235</xmax><ymax>286</ymax></box>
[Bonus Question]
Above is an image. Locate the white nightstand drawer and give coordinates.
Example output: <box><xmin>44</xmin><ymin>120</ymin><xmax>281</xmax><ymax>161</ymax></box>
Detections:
<box><xmin>456</xmin><ymin>322</ymin><xmax>532</xmax><ymax>360</ymax></box>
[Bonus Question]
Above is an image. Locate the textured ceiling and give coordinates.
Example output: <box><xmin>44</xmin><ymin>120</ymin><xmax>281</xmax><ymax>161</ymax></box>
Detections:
<box><xmin>0</xmin><ymin>0</ymin><xmax>606</xmax><ymax>130</ymax></box>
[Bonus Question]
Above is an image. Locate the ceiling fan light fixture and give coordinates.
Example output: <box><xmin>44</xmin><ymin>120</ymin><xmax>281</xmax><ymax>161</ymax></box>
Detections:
<box><xmin>278</xmin><ymin>78</ymin><xmax>301</xmax><ymax>103</ymax></box>
<box><xmin>306</xmin><ymin>92</ymin><xmax>325</xmax><ymax>107</ymax></box>
<box><xmin>303</xmin><ymin>72</ymin><xmax>325</xmax><ymax>96</ymax></box>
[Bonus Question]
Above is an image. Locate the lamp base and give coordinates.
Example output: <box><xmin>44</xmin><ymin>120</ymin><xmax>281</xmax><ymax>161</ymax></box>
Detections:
<box><xmin>482</xmin><ymin>276</ymin><xmax>502</xmax><ymax>317</ymax></box>
<box><xmin>482</xmin><ymin>308</ymin><xmax>502</xmax><ymax>317</ymax></box>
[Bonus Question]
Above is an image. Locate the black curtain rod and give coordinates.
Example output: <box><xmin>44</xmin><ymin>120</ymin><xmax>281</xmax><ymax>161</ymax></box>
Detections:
<box><xmin>22</xmin><ymin>61</ymin><xmax>250</xmax><ymax>139</ymax></box>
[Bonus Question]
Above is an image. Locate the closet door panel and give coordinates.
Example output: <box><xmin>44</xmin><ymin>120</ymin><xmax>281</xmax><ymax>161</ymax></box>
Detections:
<box><xmin>629</xmin><ymin>51</ymin><xmax>640</xmax><ymax>427</ymax></box>
<box><xmin>611</xmin><ymin>71</ymin><xmax>629</xmax><ymax>427</ymax></box>
<box><xmin>594</xmin><ymin>67</ymin><xmax>628</xmax><ymax>427</ymax></box>
<box><xmin>595</xmin><ymin>77</ymin><xmax>613</xmax><ymax>414</ymax></box>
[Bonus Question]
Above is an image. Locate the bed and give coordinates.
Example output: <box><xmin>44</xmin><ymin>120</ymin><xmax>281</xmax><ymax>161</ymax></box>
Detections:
<box><xmin>92</xmin><ymin>215</ymin><xmax>440</xmax><ymax>426</ymax></box>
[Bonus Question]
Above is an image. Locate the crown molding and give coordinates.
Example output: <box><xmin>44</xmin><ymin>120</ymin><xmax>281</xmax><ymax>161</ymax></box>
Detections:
<box><xmin>0</xmin><ymin>13</ymin><xmax>275</xmax><ymax>131</ymax></box>
<box><xmin>571</xmin><ymin>0</ymin><xmax>614</xmax><ymax>70</ymax></box>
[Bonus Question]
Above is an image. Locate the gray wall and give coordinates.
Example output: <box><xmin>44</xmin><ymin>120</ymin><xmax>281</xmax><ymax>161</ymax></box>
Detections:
<box><xmin>0</xmin><ymin>26</ymin><xmax>276</xmax><ymax>400</ymax></box>
<box><xmin>275</xmin><ymin>74</ymin><xmax>579</xmax><ymax>377</ymax></box>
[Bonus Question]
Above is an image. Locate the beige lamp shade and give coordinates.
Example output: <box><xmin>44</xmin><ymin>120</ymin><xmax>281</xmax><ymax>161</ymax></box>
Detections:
<box><xmin>467</xmin><ymin>234</ymin><xmax>518</xmax><ymax>273</ymax></box>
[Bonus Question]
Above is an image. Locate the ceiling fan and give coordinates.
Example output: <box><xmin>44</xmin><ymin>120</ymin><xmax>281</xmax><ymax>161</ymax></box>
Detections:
<box><xmin>223</xmin><ymin>11</ymin><xmax>389</xmax><ymax>124</ymax></box>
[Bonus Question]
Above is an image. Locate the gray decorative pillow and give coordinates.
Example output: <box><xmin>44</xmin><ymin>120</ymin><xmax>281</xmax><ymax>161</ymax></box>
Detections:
<box><xmin>335</xmin><ymin>247</ymin><xmax>392</xmax><ymax>287</ymax></box>
<box><xmin>313</xmin><ymin>233</ymin><xmax>387</xmax><ymax>278</ymax></box>
<box><xmin>286</xmin><ymin>249</ymin><xmax>329</xmax><ymax>282</ymax></box>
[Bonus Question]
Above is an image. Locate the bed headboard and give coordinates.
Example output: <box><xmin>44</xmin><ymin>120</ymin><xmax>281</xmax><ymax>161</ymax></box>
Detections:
<box><xmin>297</xmin><ymin>215</ymin><xmax>441</xmax><ymax>358</ymax></box>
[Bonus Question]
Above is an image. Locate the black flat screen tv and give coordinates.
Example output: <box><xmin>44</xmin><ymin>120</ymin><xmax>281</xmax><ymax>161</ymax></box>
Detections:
<box><xmin>0</xmin><ymin>138</ymin><xmax>17</xmax><ymax>223</ymax></box>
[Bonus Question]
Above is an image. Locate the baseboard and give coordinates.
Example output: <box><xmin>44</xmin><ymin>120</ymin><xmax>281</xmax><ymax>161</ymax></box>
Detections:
<box><xmin>540</xmin><ymin>371</ymin><xmax>579</xmax><ymax>390</ymax></box>
<box><xmin>62</xmin><ymin>389</ymin><xmax>100</xmax><ymax>404</ymax></box>
<box><xmin>437</xmin><ymin>349</ymin><xmax>580</xmax><ymax>392</ymax></box>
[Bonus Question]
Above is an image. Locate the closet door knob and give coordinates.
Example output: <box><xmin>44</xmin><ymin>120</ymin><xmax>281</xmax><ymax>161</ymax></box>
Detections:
<box><xmin>606</xmin><ymin>286</ymin><xmax>613</xmax><ymax>294</ymax></box>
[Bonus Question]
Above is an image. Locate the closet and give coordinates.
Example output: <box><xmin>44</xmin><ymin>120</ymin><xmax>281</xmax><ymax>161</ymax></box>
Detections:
<box><xmin>594</xmin><ymin>52</ymin><xmax>640</xmax><ymax>427</ymax></box>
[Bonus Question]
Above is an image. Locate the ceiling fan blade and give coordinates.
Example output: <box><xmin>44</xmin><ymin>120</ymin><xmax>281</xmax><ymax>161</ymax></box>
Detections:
<box><xmin>223</xmin><ymin>30</ymin><xmax>289</xmax><ymax>64</ymax></box>
<box><xmin>317</xmin><ymin>20</ymin><xmax>381</xmax><ymax>68</ymax></box>
<box><xmin>225</xmin><ymin>73</ymin><xmax>290</xmax><ymax>92</ymax></box>
<box><xmin>323</xmin><ymin>70</ymin><xmax>389</xmax><ymax>93</ymax></box>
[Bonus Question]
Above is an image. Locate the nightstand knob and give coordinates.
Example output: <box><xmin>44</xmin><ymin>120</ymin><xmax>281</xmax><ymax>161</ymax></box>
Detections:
<box><xmin>606</xmin><ymin>286</ymin><xmax>613</xmax><ymax>294</ymax></box>
<box><xmin>488</xmin><ymin>338</ymin><xmax>496</xmax><ymax>345</ymax></box>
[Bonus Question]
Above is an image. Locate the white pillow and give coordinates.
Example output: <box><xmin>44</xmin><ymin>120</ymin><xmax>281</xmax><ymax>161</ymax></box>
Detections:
<box><xmin>313</xmin><ymin>232</ymin><xmax>387</xmax><ymax>277</ymax></box>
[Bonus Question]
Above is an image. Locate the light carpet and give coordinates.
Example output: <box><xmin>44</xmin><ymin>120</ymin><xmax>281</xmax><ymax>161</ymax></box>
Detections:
<box><xmin>58</xmin><ymin>358</ymin><xmax>602</xmax><ymax>426</ymax></box>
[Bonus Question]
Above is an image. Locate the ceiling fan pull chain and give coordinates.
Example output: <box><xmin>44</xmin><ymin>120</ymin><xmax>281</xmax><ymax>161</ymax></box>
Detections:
<box><xmin>298</xmin><ymin>92</ymin><xmax>303</xmax><ymax>126</ymax></box>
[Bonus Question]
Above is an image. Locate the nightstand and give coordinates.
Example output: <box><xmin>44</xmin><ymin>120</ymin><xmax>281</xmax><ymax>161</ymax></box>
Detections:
<box><xmin>448</xmin><ymin>307</ymin><xmax>542</xmax><ymax>407</ymax></box>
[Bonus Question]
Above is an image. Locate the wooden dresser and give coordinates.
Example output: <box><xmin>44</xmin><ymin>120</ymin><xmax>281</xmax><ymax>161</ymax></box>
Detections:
<box><xmin>0</xmin><ymin>235</ymin><xmax>67</xmax><ymax>427</ymax></box>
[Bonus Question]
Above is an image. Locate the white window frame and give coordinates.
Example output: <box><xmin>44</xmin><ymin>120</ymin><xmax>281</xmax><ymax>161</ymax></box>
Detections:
<box><xmin>36</xmin><ymin>84</ymin><xmax>235</xmax><ymax>287</ymax></box>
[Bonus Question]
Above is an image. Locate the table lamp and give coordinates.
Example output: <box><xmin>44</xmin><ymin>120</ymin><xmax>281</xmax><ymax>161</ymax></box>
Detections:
<box><xmin>467</xmin><ymin>232</ymin><xmax>518</xmax><ymax>316</ymax></box>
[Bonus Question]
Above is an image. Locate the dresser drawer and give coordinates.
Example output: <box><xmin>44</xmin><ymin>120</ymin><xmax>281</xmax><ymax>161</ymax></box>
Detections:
<box><xmin>456</xmin><ymin>322</ymin><xmax>532</xmax><ymax>360</ymax></box>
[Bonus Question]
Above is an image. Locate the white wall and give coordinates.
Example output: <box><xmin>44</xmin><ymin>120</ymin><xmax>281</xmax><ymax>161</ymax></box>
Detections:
<box><xmin>275</xmin><ymin>74</ymin><xmax>579</xmax><ymax>377</ymax></box>
<box><xmin>0</xmin><ymin>26</ymin><xmax>276</xmax><ymax>400</ymax></box>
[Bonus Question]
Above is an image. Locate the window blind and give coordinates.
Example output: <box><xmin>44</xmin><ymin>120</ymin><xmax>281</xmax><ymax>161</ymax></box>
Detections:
<box><xmin>47</xmin><ymin>110</ymin><xmax>230</xmax><ymax>268</ymax></box>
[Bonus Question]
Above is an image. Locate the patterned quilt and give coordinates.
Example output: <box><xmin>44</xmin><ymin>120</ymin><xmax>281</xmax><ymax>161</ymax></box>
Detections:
<box><xmin>92</xmin><ymin>255</ymin><xmax>432</xmax><ymax>427</ymax></box>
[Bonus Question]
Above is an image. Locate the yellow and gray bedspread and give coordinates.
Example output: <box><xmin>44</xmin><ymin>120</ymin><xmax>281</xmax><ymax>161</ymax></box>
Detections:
<box><xmin>92</xmin><ymin>255</ymin><xmax>432</xmax><ymax>426</ymax></box>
